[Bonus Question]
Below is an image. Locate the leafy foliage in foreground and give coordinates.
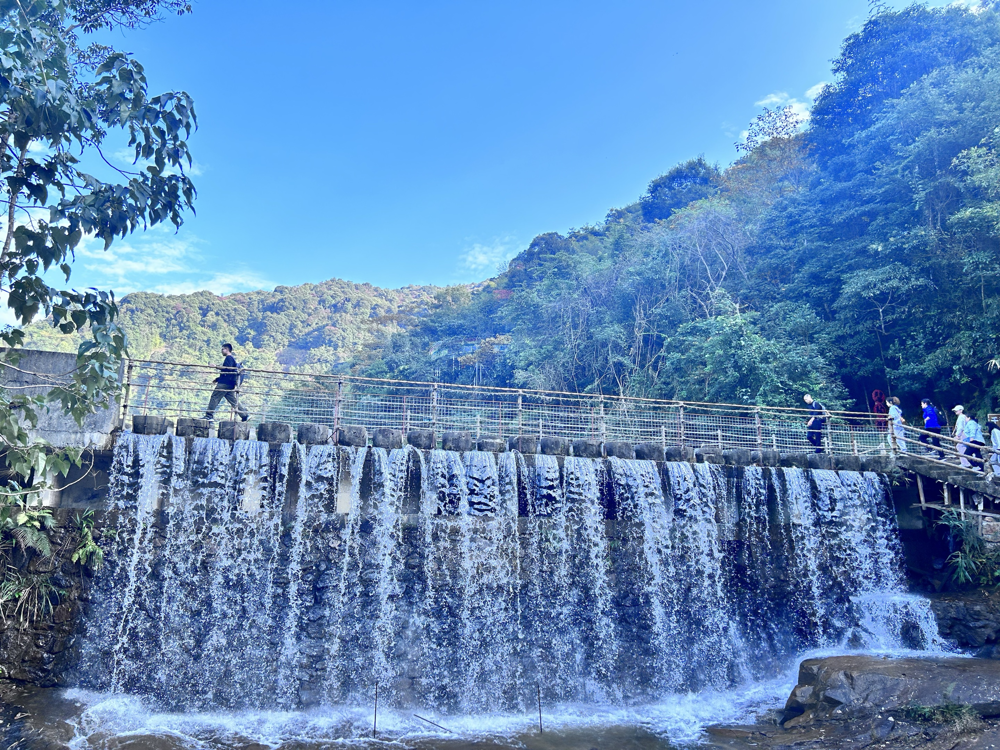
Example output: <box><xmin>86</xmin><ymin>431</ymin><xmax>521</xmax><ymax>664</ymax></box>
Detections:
<box><xmin>0</xmin><ymin>0</ymin><xmax>197</xmax><ymax>593</ymax></box>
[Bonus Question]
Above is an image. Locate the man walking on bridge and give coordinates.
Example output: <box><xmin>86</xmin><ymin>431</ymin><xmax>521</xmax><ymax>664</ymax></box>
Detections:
<box><xmin>204</xmin><ymin>343</ymin><xmax>249</xmax><ymax>422</ymax></box>
<box><xmin>803</xmin><ymin>394</ymin><xmax>825</xmax><ymax>453</ymax></box>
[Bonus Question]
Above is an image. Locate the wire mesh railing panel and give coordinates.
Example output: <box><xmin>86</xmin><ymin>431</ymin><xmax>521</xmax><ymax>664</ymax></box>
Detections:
<box><xmin>122</xmin><ymin>359</ymin><xmax>898</xmax><ymax>456</ymax></box>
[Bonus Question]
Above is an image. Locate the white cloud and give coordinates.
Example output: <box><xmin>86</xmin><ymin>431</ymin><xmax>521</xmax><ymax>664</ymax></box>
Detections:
<box><xmin>753</xmin><ymin>91</ymin><xmax>813</xmax><ymax>121</ymax></box>
<box><xmin>806</xmin><ymin>82</ymin><xmax>830</xmax><ymax>100</ymax></box>
<box><xmin>57</xmin><ymin>226</ymin><xmax>272</xmax><ymax>297</ymax></box>
<box><xmin>459</xmin><ymin>236</ymin><xmax>520</xmax><ymax>275</ymax></box>
<box><xmin>152</xmin><ymin>271</ymin><xmax>273</xmax><ymax>296</ymax></box>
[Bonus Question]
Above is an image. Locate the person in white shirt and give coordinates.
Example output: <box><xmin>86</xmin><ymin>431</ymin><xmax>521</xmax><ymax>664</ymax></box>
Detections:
<box><xmin>888</xmin><ymin>396</ymin><xmax>907</xmax><ymax>453</ymax></box>
<box><xmin>953</xmin><ymin>405</ymin><xmax>971</xmax><ymax>467</ymax></box>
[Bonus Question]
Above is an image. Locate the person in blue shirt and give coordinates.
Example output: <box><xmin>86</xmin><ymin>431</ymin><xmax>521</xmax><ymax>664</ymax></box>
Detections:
<box><xmin>964</xmin><ymin>413</ymin><xmax>986</xmax><ymax>472</ymax></box>
<box><xmin>919</xmin><ymin>398</ymin><xmax>944</xmax><ymax>459</ymax></box>
<box><xmin>204</xmin><ymin>343</ymin><xmax>249</xmax><ymax>422</ymax></box>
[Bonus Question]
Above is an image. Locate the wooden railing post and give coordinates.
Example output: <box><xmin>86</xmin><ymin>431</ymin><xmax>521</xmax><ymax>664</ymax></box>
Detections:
<box><xmin>678</xmin><ymin>403</ymin><xmax>685</xmax><ymax>449</ymax></box>
<box><xmin>431</xmin><ymin>384</ymin><xmax>438</xmax><ymax>435</ymax></box>
<box><xmin>754</xmin><ymin>408</ymin><xmax>762</xmax><ymax>449</ymax></box>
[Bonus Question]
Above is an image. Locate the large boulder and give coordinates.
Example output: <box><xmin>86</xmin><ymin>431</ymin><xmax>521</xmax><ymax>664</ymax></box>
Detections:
<box><xmin>782</xmin><ymin>656</ymin><xmax>1000</xmax><ymax>726</ymax></box>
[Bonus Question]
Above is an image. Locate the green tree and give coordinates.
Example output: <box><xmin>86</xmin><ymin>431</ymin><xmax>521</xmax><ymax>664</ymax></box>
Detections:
<box><xmin>0</xmin><ymin>0</ymin><xmax>196</xmax><ymax>547</ymax></box>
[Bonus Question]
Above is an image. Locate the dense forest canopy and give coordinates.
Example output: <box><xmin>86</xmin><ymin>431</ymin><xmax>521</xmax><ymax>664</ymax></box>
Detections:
<box><xmin>29</xmin><ymin>2</ymin><xmax>1000</xmax><ymax>418</ymax></box>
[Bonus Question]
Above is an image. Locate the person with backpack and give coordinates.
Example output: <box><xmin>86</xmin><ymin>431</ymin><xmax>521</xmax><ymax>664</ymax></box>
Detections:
<box><xmin>919</xmin><ymin>399</ymin><xmax>945</xmax><ymax>459</ymax></box>
<box><xmin>204</xmin><ymin>343</ymin><xmax>249</xmax><ymax>422</ymax></box>
<box><xmin>888</xmin><ymin>396</ymin><xmax>907</xmax><ymax>453</ymax></box>
<box><xmin>803</xmin><ymin>393</ymin><xmax>826</xmax><ymax>453</ymax></box>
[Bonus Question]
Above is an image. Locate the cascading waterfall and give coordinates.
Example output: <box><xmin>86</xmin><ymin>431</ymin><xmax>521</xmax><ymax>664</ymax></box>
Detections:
<box><xmin>78</xmin><ymin>432</ymin><xmax>944</xmax><ymax>720</ymax></box>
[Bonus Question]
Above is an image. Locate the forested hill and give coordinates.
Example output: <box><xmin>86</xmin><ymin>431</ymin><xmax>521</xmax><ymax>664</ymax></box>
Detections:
<box><xmin>27</xmin><ymin>3</ymin><xmax>1000</xmax><ymax>415</ymax></box>
<box><xmin>364</xmin><ymin>3</ymin><xmax>1000</xmax><ymax>415</ymax></box>
<box><xmin>25</xmin><ymin>279</ymin><xmax>442</xmax><ymax>373</ymax></box>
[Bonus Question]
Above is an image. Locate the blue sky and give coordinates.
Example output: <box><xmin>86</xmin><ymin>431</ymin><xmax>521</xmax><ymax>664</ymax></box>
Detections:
<box><xmin>67</xmin><ymin>0</ymin><xmax>961</xmax><ymax>296</ymax></box>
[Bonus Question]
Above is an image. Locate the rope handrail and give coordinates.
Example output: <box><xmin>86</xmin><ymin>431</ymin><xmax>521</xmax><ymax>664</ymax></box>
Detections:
<box><xmin>122</xmin><ymin>357</ymin><xmax>898</xmax><ymax>423</ymax></box>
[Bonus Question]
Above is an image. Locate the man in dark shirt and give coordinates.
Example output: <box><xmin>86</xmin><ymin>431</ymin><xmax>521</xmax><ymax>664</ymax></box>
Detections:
<box><xmin>204</xmin><ymin>343</ymin><xmax>249</xmax><ymax>421</ymax></box>
<box><xmin>804</xmin><ymin>393</ymin><xmax>825</xmax><ymax>453</ymax></box>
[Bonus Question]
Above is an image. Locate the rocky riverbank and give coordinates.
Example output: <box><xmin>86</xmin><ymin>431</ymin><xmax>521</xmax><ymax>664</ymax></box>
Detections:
<box><xmin>0</xmin><ymin>509</ymin><xmax>94</xmax><ymax>687</ymax></box>
<box><xmin>706</xmin><ymin>655</ymin><xmax>1000</xmax><ymax>749</ymax></box>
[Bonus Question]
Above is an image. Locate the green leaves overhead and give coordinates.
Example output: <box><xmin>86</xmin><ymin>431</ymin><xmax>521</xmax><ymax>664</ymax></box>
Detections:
<box><xmin>0</xmin><ymin>0</ymin><xmax>197</xmax><ymax>560</ymax></box>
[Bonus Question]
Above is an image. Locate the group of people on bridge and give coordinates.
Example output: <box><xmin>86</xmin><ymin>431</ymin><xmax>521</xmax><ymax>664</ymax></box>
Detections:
<box><xmin>812</xmin><ymin>390</ymin><xmax>1000</xmax><ymax>477</ymax></box>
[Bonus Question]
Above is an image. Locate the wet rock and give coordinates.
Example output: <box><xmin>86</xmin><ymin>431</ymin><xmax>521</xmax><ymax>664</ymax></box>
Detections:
<box><xmin>635</xmin><ymin>443</ymin><xmax>665</xmax><ymax>462</ymax></box>
<box><xmin>573</xmin><ymin>439</ymin><xmax>602</xmax><ymax>458</ymax></box>
<box><xmin>218</xmin><ymin>420</ymin><xmax>251</xmax><ymax>441</ymax></box>
<box><xmin>760</xmin><ymin>449</ymin><xmax>782</xmax><ymax>466</ymax></box>
<box><xmin>930</xmin><ymin>588</ymin><xmax>1000</xmax><ymax>649</ymax></box>
<box><xmin>476</xmin><ymin>436</ymin><xmax>506</xmax><ymax>452</ymax></box>
<box><xmin>406</xmin><ymin>429</ymin><xmax>435</xmax><ymax>450</ymax></box>
<box><xmin>834</xmin><ymin>455</ymin><xmax>863</xmax><ymax>472</ymax></box>
<box><xmin>782</xmin><ymin>655</ymin><xmax>1000</xmax><ymax>724</ymax></box>
<box><xmin>297</xmin><ymin>423</ymin><xmax>330</xmax><ymax>445</ymax></box>
<box><xmin>372</xmin><ymin>428</ymin><xmax>403</xmax><ymax>450</ymax></box>
<box><xmin>605</xmin><ymin>441</ymin><xmax>635</xmax><ymax>460</ymax></box>
<box><xmin>131</xmin><ymin>415</ymin><xmax>170</xmax><ymax>435</ymax></box>
<box><xmin>336</xmin><ymin>425</ymin><xmax>367</xmax><ymax>447</ymax></box>
<box><xmin>508</xmin><ymin>435</ymin><xmax>537</xmax><ymax>454</ymax></box>
<box><xmin>257</xmin><ymin>422</ymin><xmax>293</xmax><ymax>444</ymax></box>
<box><xmin>781</xmin><ymin>453</ymin><xmax>810</xmax><ymax>469</ymax></box>
<box><xmin>664</xmin><ymin>446</ymin><xmax>685</xmax><ymax>462</ymax></box>
<box><xmin>441</xmin><ymin>430</ymin><xmax>473</xmax><ymax>452</ymax></box>
<box><xmin>723</xmin><ymin>448</ymin><xmax>752</xmax><ymax>466</ymax></box>
<box><xmin>176</xmin><ymin>417</ymin><xmax>211</xmax><ymax>438</ymax></box>
<box><xmin>540</xmin><ymin>437</ymin><xmax>570</xmax><ymax>456</ymax></box>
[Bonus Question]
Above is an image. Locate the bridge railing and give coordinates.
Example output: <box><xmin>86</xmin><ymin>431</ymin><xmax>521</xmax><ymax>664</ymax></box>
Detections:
<box><xmin>121</xmin><ymin>359</ymin><xmax>897</xmax><ymax>455</ymax></box>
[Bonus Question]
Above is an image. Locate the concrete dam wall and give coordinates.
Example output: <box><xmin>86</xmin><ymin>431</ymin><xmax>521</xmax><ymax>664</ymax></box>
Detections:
<box><xmin>70</xmin><ymin>431</ymin><xmax>941</xmax><ymax>714</ymax></box>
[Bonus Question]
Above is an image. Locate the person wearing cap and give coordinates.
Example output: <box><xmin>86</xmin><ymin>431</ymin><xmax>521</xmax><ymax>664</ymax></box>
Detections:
<box><xmin>919</xmin><ymin>399</ymin><xmax>945</xmax><ymax>459</ymax></box>
<box><xmin>953</xmin><ymin>405</ymin><xmax>971</xmax><ymax>467</ymax></box>
<box><xmin>888</xmin><ymin>396</ymin><xmax>907</xmax><ymax>453</ymax></box>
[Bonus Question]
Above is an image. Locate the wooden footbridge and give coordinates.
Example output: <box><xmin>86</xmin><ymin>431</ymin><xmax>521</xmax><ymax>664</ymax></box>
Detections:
<box><xmin>119</xmin><ymin>359</ymin><xmax>1000</xmax><ymax>520</ymax></box>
